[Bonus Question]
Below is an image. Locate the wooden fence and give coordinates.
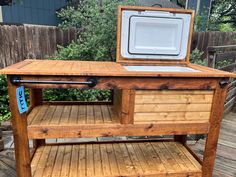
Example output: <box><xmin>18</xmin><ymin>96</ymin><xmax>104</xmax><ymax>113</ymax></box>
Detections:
<box><xmin>192</xmin><ymin>32</ymin><xmax>236</xmax><ymax>58</ymax></box>
<box><xmin>0</xmin><ymin>25</ymin><xmax>236</xmax><ymax>68</ymax></box>
<box><xmin>206</xmin><ymin>45</ymin><xmax>236</xmax><ymax>113</ymax></box>
<box><xmin>0</xmin><ymin>25</ymin><xmax>77</xmax><ymax>68</ymax></box>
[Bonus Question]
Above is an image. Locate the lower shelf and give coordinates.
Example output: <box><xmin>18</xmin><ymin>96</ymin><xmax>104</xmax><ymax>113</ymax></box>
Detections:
<box><xmin>31</xmin><ymin>141</ymin><xmax>202</xmax><ymax>177</ymax></box>
<box><xmin>27</xmin><ymin>105</ymin><xmax>209</xmax><ymax>139</ymax></box>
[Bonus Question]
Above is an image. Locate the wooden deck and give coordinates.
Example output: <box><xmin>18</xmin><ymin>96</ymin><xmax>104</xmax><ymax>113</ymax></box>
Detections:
<box><xmin>0</xmin><ymin>112</ymin><xmax>236</xmax><ymax>177</ymax></box>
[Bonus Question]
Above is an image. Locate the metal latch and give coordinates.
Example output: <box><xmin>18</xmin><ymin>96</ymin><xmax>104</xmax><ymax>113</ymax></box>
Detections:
<box><xmin>219</xmin><ymin>80</ymin><xmax>229</xmax><ymax>88</ymax></box>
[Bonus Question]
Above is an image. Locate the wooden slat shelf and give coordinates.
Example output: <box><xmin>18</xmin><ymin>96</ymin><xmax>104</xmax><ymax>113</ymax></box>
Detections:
<box><xmin>28</xmin><ymin>105</ymin><xmax>119</xmax><ymax>125</ymax></box>
<box><xmin>27</xmin><ymin>104</ymin><xmax>210</xmax><ymax>139</ymax></box>
<box><xmin>31</xmin><ymin>141</ymin><xmax>202</xmax><ymax>177</ymax></box>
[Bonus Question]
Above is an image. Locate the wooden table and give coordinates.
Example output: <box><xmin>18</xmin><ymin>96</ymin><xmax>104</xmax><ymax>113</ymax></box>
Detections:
<box><xmin>1</xmin><ymin>59</ymin><xmax>235</xmax><ymax>177</ymax></box>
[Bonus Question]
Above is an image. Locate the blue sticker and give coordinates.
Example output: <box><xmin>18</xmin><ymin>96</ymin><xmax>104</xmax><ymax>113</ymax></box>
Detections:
<box><xmin>16</xmin><ymin>86</ymin><xmax>28</xmax><ymax>114</ymax></box>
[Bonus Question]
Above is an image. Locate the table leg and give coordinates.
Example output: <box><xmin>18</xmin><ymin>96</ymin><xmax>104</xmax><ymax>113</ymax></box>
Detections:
<box><xmin>202</xmin><ymin>83</ymin><xmax>228</xmax><ymax>177</ymax></box>
<box><xmin>29</xmin><ymin>88</ymin><xmax>46</xmax><ymax>148</ymax></box>
<box><xmin>7</xmin><ymin>77</ymin><xmax>32</xmax><ymax>177</ymax></box>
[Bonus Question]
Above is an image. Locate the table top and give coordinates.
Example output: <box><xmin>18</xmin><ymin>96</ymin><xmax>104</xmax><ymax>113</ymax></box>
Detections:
<box><xmin>0</xmin><ymin>59</ymin><xmax>235</xmax><ymax>78</ymax></box>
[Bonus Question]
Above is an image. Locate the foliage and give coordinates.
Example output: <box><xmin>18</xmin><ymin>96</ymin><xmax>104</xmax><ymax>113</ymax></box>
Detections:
<box><xmin>0</xmin><ymin>75</ymin><xmax>11</xmax><ymax>122</ymax></box>
<box><xmin>43</xmin><ymin>89</ymin><xmax>111</xmax><ymax>101</ymax></box>
<box><xmin>190</xmin><ymin>49</ymin><xmax>206</xmax><ymax>66</ymax></box>
<box><xmin>215</xmin><ymin>60</ymin><xmax>232</xmax><ymax>69</ymax></box>
<box><xmin>54</xmin><ymin>0</ymin><xmax>136</xmax><ymax>61</ymax></box>
<box><xmin>194</xmin><ymin>15</ymin><xmax>207</xmax><ymax>32</ymax></box>
<box><xmin>209</xmin><ymin>0</ymin><xmax>236</xmax><ymax>31</ymax></box>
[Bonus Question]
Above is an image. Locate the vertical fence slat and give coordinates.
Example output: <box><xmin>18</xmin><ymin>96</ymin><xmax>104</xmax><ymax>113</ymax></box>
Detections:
<box><xmin>0</xmin><ymin>26</ymin><xmax>6</xmax><ymax>68</ymax></box>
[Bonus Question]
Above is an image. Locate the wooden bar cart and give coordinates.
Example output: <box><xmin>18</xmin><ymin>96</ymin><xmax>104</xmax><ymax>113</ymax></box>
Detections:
<box><xmin>1</xmin><ymin>6</ymin><xmax>235</xmax><ymax>177</ymax></box>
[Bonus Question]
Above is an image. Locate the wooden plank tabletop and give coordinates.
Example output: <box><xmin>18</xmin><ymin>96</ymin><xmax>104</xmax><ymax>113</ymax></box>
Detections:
<box><xmin>0</xmin><ymin>59</ymin><xmax>235</xmax><ymax>78</ymax></box>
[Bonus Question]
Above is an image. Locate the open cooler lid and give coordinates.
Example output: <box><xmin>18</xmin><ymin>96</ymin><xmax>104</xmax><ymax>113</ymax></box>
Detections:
<box><xmin>116</xmin><ymin>6</ymin><xmax>195</xmax><ymax>64</ymax></box>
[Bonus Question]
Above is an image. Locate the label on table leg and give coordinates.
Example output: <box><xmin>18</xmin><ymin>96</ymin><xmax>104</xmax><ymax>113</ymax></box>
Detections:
<box><xmin>16</xmin><ymin>86</ymin><xmax>28</xmax><ymax>114</ymax></box>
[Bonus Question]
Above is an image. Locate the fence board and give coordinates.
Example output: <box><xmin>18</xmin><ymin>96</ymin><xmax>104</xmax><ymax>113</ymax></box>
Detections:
<box><xmin>192</xmin><ymin>32</ymin><xmax>236</xmax><ymax>58</ymax></box>
<box><xmin>0</xmin><ymin>25</ymin><xmax>77</xmax><ymax>68</ymax></box>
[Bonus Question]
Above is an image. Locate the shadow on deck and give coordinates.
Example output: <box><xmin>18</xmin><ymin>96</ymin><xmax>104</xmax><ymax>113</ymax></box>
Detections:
<box><xmin>0</xmin><ymin>112</ymin><xmax>236</xmax><ymax>177</ymax></box>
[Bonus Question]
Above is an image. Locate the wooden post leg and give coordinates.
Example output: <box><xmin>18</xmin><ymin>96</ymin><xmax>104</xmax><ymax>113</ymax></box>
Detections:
<box><xmin>121</xmin><ymin>89</ymin><xmax>135</xmax><ymax>124</ymax></box>
<box><xmin>202</xmin><ymin>82</ymin><xmax>228</xmax><ymax>177</ymax></box>
<box><xmin>29</xmin><ymin>88</ymin><xmax>46</xmax><ymax>147</ymax></box>
<box><xmin>7</xmin><ymin>77</ymin><xmax>32</xmax><ymax>177</ymax></box>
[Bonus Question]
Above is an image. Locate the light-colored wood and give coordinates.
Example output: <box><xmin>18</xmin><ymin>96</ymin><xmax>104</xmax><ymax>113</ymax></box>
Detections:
<box><xmin>27</xmin><ymin>105</ymin><xmax>210</xmax><ymax>139</ymax></box>
<box><xmin>31</xmin><ymin>144</ymin><xmax>43</xmax><ymax>176</ymax></box>
<box><xmin>113</xmin><ymin>89</ymin><xmax>135</xmax><ymax>124</ymax></box>
<box><xmin>116</xmin><ymin>6</ymin><xmax>195</xmax><ymax>65</ymax></box>
<box><xmin>134</xmin><ymin>103</ymin><xmax>212</xmax><ymax>112</ymax></box>
<box><xmin>134</xmin><ymin>112</ymin><xmax>211</xmax><ymax>122</ymax></box>
<box><xmin>29</xmin><ymin>88</ymin><xmax>45</xmax><ymax>152</ymax></box>
<box><xmin>135</xmin><ymin>90</ymin><xmax>214</xmax><ymax>95</ymax></box>
<box><xmin>69</xmin><ymin>145</ymin><xmax>79</xmax><ymax>177</ymax></box>
<box><xmin>134</xmin><ymin>90</ymin><xmax>214</xmax><ymax>124</ymax></box>
<box><xmin>135</xmin><ymin>95</ymin><xmax>213</xmax><ymax>103</ymax></box>
<box><xmin>31</xmin><ymin>142</ymin><xmax>202</xmax><ymax>177</ymax></box>
<box><xmin>51</xmin><ymin>145</ymin><xmax>64</xmax><ymax>177</ymax></box>
<box><xmin>27</xmin><ymin>122</ymin><xmax>209</xmax><ymax>139</ymax></box>
<box><xmin>33</xmin><ymin>146</ymin><xmax>51</xmax><ymax>177</ymax></box>
<box><xmin>1</xmin><ymin>59</ymin><xmax>235</xmax><ymax>78</ymax></box>
<box><xmin>42</xmin><ymin>145</ymin><xmax>58</xmax><ymax>177</ymax></box>
<box><xmin>28</xmin><ymin>105</ymin><xmax>119</xmax><ymax>126</ymax></box>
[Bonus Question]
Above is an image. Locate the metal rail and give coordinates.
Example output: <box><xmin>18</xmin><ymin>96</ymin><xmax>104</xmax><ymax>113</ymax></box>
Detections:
<box><xmin>10</xmin><ymin>76</ymin><xmax>97</xmax><ymax>87</ymax></box>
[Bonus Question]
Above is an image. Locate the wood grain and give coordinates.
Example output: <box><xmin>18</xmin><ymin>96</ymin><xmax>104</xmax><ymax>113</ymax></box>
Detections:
<box><xmin>202</xmin><ymin>80</ymin><xmax>229</xmax><ymax>177</ymax></box>
<box><xmin>8</xmin><ymin>76</ymin><xmax>220</xmax><ymax>91</ymax></box>
<box><xmin>134</xmin><ymin>90</ymin><xmax>213</xmax><ymax>124</ymax></box>
<box><xmin>1</xmin><ymin>59</ymin><xmax>235</xmax><ymax>78</ymax></box>
<box><xmin>28</xmin><ymin>105</ymin><xmax>209</xmax><ymax>139</ymax></box>
<box><xmin>113</xmin><ymin>89</ymin><xmax>135</xmax><ymax>124</ymax></box>
<box><xmin>31</xmin><ymin>141</ymin><xmax>202</xmax><ymax>177</ymax></box>
<box><xmin>29</xmin><ymin>88</ymin><xmax>45</xmax><ymax>149</ymax></box>
<box><xmin>7</xmin><ymin>76</ymin><xmax>32</xmax><ymax>177</ymax></box>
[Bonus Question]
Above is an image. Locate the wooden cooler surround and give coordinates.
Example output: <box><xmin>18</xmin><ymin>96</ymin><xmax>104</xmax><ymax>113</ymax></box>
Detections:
<box><xmin>1</xmin><ymin>6</ymin><xmax>236</xmax><ymax>177</ymax></box>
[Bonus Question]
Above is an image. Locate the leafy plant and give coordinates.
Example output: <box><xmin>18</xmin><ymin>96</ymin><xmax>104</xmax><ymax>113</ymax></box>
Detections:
<box><xmin>209</xmin><ymin>0</ymin><xmax>236</xmax><ymax>30</ymax></box>
<box><xmin>54</xmin><ymin>0</ymin><xmax>136</xmax><ymax>61</ymax></box>
<box><xmin>190</xmin><ymin>49</ymin><xmax>206</xmax><ymax>65</ymax></box>
<box><xmin>43</xmin><ymin>89</ymin><xmax>111</xmax><ymax>101</ymax></box>
<box><xmin>0</xmin><ymin>75</ymin><xmax>11</xmax><ymax>122</ymax></box>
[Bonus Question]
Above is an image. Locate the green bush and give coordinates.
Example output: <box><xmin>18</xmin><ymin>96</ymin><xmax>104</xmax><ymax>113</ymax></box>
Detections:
<box><xmin>0</xmin><ymin>75</ymin><xmax>11</xmax><ymax>122</ymax></box>
<box><xmin>190</xmin><ymin>49</ymin><xmax>206</xmax><ymax>66</ymax></box>
<box><xmin>43</xmin><ymin>89</ymin><xmax>111</xmax><ymax>101</ymax></box>
<box><xmin>54</xmin><ymin>0</ymin><xmax>137</xmax><ymax>61</ymax></box>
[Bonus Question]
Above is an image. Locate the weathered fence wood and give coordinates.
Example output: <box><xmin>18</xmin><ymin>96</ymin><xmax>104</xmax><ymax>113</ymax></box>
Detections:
<box><xmin>0</xmin><ymin>25</ymin><xmax>77</xmax><ymax>68</ymax></box>
<box><xmin>206</xmin><ymin>45</ymin><xmax>236</xmax><ymax>113</ymax></box>
<box><xmin>192</xmin><ymin>32</ymin><xmax>236</xmax><ymax>58</ymax></box>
